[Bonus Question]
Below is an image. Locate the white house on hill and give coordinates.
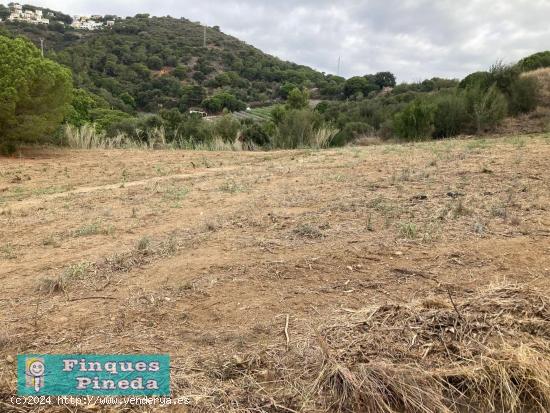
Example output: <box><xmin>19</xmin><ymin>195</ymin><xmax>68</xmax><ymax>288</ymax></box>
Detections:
<box><xmin>8</xmin><ymin>3</ymin><xmax>49</xmax><ymax>25</ymax></box>
<box><xmin>71</xmin><ymin>15</ymin><xmax>104</xmax><ymax>30</ymax></box>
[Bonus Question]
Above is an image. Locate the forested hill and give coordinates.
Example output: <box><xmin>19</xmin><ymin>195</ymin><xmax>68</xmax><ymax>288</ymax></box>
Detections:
<box><xmin>0</xmin><ymin>10</ymin><xmax>343</xmax><ymax>114</ymax></box>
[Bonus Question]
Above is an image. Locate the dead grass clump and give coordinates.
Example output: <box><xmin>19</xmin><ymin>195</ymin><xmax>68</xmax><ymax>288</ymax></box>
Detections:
<box><xmin>293</xmin><ymin>223</ymin><xmax>323</xmax><ymax>239</ymax></box>
<box><xmin>316</xmin><ymin>359</ymin><xmax>447</xmax><ymax>413</ymax></box>
<box><xmin>442</xmin><ymin>345</ymin><xmax>550</xmax><ymax>413</ymax></box>
<box><xmin>523</xmin><ymin>68</ymin><xmax>550</xmax><ymax>108</ymax></box>
<box><xmin>211</xmin><ymin>282</ymin><xmax>549</xmax><ymax>412</ymax></box>
<box><xmin>0</xmin><ymin>331</ymin><xmax>12</xmax><ymax>347</ymax></box>
<box><xmin>305</xmin><ymin>282</ymin><xmax>550</xmax><ymax>412</ymax></box>
<box><xmin>36</xmin><ymin>262</ymin><xmax>91</xmax><ymax>294</ymax></box>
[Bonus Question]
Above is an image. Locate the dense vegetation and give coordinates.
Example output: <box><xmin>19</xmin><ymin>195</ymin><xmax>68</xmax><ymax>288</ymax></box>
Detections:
<box><xmin>319</xmin><ymin>61</ymin><xmax>542</xmax><ymax>144</ymax></box>
<box><xmin>0</xmin><ymin>11</ymin><xmax>339</xmax><ymax>113</ymax></box>
<box><xmin>0</xmin><ymin>4</ymin><xmax>549</xmax><ymax>152</ymax></box>
<box><xmin>0</xmin><ymin>35</ymin><xmax>72</xmax><ymax>154</ymax></box>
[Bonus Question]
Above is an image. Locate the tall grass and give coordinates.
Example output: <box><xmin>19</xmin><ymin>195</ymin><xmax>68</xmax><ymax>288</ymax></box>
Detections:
<box><xmin>174</xmin><ymin>137</ymin><xmax>251</xmax><ymax>151</ymax></box>
<box><xmin>63</xmin><ymin>124</ymin><xmax>163</xmax><ymax>149</ymax></box>
<box><xmin>311</xmin><ymin>126</ymin><xmax>339</xmax><ymax>149</ymax></box>
<box><xmin>63</xmin><ymin>122</ymin><xmax>330</xmax><ymax>151</ymax></box>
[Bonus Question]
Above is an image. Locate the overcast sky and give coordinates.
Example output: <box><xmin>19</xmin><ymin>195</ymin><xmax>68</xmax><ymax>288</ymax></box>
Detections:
<box><xmin>24</xmin><ymin>0</ymin><xmax>550</xmax><ymax>82</ymax></box>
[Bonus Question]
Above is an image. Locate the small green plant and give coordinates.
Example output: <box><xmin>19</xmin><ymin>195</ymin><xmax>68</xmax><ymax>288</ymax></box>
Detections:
<box><xmin>73</xmin><ymin>221</ymin><xmax>114</xmax><ymax>237</ymax></box>
<box><xmin>163</xmin><ymin>186</ymin><xmax>189</xmax><ymax>201</ymax></box>
<box><xmin>137</xmin><ymin>236</ymin><xmax>151</xmax><ymax>251</ymax></box>
<box><xmin>219</xmin><ymin>180</ymin><xmax>244</xmax><ymax>193</ymax></box>
<box><xmin>0</xmin><ymin>244</ymin><xmax>16</xmax><ymax>259</ymax></box>
<box><xmin>37</xmin><ymin>261</ymin><xmax>91</xmax><ymax>294</ymax></box>
<box><xmin>399</xmin><ymin>222</ymin><xmax>418</xmax><ymax>239</ymax></box>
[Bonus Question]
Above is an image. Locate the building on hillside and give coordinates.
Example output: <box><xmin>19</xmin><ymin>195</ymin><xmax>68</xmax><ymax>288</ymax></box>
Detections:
<box><xmin>71</xmin><ymin>15</ymin><xmax>104</xmax><ymax>30</ymax></box>
<box><xmin>8</xmin><ymin>3</ymin><xmax>50</xmax><ymax>25</ymax></box>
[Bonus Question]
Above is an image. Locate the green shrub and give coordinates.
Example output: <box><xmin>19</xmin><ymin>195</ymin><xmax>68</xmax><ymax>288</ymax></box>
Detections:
<box><xmin>89</xmin><ymin>108</ymin><xmax>133</xmax><ymax>133</ymax></box>
<box><xmin>517</xmin><ymin>51</ymin><xmax>550</xmax><ymax>71</ymax></box>
<box><xmin>333</xmin><ymin>122</ymin><xmax>374</xmax><ymax>146</ymax></box>
<box><xmin>65</xmin><ymin>89</ymin><xmax>108</xmax><ymax>127</ymax></box>
<box><xmin>509</xmin><ymin>77</ymin><xmax>539</xmax><ymax>115</ymax></box>
<box><xmin>241</xmin><ymin>121</ymin><xmax>270</xmax><ymax>146</ymax></box>
<box><xmin>272</xmin><ymin>109</ymin><xmax>322</xmax><ymax>149</ymax></box>
<box><xmin>173</xmin><ymin>65</ymin><xmax>188</xmax><ymax>80</ymax></box>
<box><xmin>177</xmin><ymin>115</ymin><xmax>213</xmax><ymax>143</ymax></box>
<box><xmin>201</xmin><ymin>92</ymin><xmax>246</xmax><ymax>113</ymax></box>
<box><xmin>286</xmin><ymin>88</ymin><xmax>309</xmax><ymax>109</ymax></box>
<box><xmin>393</xmin><ymin>99</ymin><xmax>436</xmax><ymax>140</ymax></box>
<box><xmin>213</xmin><ymin>115</ymin><xmax>240</xmax><ymax>142</ymax></box>
<box><xmin>459</xmin><ymin>71</ymin><xmax>492</xmax><ymax>90</ymax></box>
<box><xmin>465</xmin><ymin>84</ymin><xmax>508</xmax><ymax>133</ymax></box>
<box><xmin>146</xmin><ymin>56</ymin><xmax>163</xmax><ymax>70</ymax></box>
<box><xmin>343</xmin><ymin>76</ymin><xmax>379</xmax><ymax>99</ymax></box>
<box><xmin>489</xmin><ymin>61</ymin><xmax>520</xmax><ymax>97</ymax></box>
<box><xmin>432</xmin><ymin>92</ymin><xmax>468</xmax><ymax>138</ymax></box>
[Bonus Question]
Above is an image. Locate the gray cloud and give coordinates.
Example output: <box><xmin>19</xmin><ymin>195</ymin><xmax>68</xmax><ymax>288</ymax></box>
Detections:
<box><xmin>28</xmin><ymin>0</ymin><xmax>550</xmax><ymax>82</ymax></box>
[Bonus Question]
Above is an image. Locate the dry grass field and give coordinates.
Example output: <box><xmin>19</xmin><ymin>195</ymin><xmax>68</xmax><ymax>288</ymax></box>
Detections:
<box><xmin>1</xmin><ymin>134</ymin><xmax>549</xmax><ymax>412</ymax></box>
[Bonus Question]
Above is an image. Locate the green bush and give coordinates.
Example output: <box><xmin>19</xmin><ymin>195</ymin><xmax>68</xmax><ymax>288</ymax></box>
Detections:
<box><xmin>432</xmin><ymin>92</ymin><xmax>468</xmax><ymax>138</ymax></box>
<box><xmin>509</xmin><ymin>77</ymin><xmax>539</xmax><ymax>115</ymax></box>
<box><xmin>459</xmin><ymin>71</ymin><xmax>492</xmax><ymax>90</ymax></box>
<box><xmin>272</xmin><ymin>109</ymin><xmax>322</xmax><ymax>149</ymax></box>
<box><xmin>517</xmin><ymin>51</ymin><xmax>550</xmax><ymax>71</ymax></box>
<box><xmin>489</xmin><ymin>61</ymin><xmax>520</xmax><ymax>97</ymax></box>
<box><xmin>201</xmin><ymin>92</ymin><xmax>246</xmax><ymax>113</ymax></box>
<box><xmin>333</xmin><ymin>122</ymin><xmax>374</xmax><ymax>146</ymax></box>
<box><xmin>0</xmin><ymin>36</ymin><xmax>73</xmax><ymax>154</ymax></box>
<box><xmin>286</xmin><ymin>88</ymin><xmax>309</xmax><ymax>109</ymax></box>
<box><xmin>177</xmin><ymin>115</ymin><xmax>213</xmax><ymax>143</ymax></box>
<box><xmin>213</xmin><ymin>115</ymin><xmax>240</xmax><ymax>142</ymax></box>
<box><xmin>241</xmin><ymin>121</ymin><xmax>270</xmax><ymax>146</ymax></box>
<box><xmin>393</xmin><ymin>99</ymin><xmax>436</xmax><ymax>140</ymax></box>
<box><xmin>465</xmin><ymin>84</ymin><xmax>508</xmax><ymax>133</ymax></box>
<box><xmin>173</xmin><ymin>65</ymin><xmax>188</xmax><ymax>80</ymax></box>
<box><xmin>65</xmin><ymin>89</ymin><xmax>109</xmax><ymax>127</ymax></box>
<box><xmin>373</xmin><ymin>71</ymin><xmax>396</xmax><ymax>88</ymax></box>
<box><xmin>89</xmin><ymin>108</ymin><xmax>133</xmax><ymax>133</ymax></box>
<box><xmin>343</xmin><ymin>76</ymin><xmax>379</xmax><ymax>99</ymax></box>
<box><xmin>146</xmin><ymin>56</ymin><xmax>163</xmax><ymax>70</ymax></box>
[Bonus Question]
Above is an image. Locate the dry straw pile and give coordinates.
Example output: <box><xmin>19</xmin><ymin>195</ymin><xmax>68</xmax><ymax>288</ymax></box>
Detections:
<box><xmin>186</xmin><ymin>282</ymin><xmax>549</xmax><ymax>412</ymax></box>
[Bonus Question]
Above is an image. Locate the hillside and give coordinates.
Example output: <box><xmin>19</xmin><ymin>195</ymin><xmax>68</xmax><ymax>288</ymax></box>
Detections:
<box><xmin>0</xmin><ymin>7</ymin><xmax>339</xmax><ymax>113</ymax></box>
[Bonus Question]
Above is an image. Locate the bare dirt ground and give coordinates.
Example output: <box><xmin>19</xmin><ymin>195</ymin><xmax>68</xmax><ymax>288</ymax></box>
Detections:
<box><xmin>1</xmin><ymin>134</ymin><xmax>549</xmax><ymax>412</ymax></box>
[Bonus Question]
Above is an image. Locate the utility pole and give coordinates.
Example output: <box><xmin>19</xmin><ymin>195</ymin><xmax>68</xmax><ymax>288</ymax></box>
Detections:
<box><xmin>203</xmin><ymin>25</ymin><xmax>206</xmax><ymax>48</ymax></box>
<box><xmin>40</xmin><ymin>38</ymin><xmax>44</xmax><ymax>57</ymax></box>
<box><xmin>337</xmin><ymin>56</ymin><xmax>341</xmax><ymax>77</ymax></box>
